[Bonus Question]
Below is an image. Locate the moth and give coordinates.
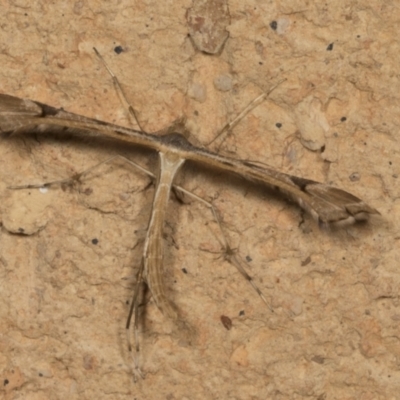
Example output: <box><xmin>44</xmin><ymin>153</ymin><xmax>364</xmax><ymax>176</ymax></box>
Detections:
<box><xmin>0</xmin><ymin>92</ymin><xmax>378</xmax><ymax>227</ymax></box>
<box><xmin>0</xmin><ymin>58</ymin><xmax>379</xmax><ymax>378</ymax></box>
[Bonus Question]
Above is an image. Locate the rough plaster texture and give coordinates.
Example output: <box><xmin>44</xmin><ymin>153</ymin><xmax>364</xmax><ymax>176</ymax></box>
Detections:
<box><xmin>0</xmin><ymin>1</ymin><xmax>397</xmax><ymax>399</ymax></box>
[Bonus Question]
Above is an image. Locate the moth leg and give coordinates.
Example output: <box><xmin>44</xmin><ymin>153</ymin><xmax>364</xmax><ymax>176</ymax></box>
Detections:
<box><xmin>7</xmin><ymin>155</ymin><xmax>132</xmax><ymax>190</ymax></box>
<box><xmin>93</xmin><ymin>47</ymin><xmax>146</xmax><ymax>132</ymax></box>
<box><xmin>126</xmin><ymin>258</ymin><xmax>146</xmax><ymax>381</ymax></box>
<box><xmin>207</xmin><ymin>79</ymin><xmax>286</xmax><ymax>148</ymax></box>
<box><xmin>172</xmin><ymin>184</ymin><xmax>272</xmax><ymax>311</ymax></box>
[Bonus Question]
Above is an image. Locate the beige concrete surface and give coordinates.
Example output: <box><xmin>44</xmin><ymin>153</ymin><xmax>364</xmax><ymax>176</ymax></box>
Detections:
<box><xmin>0</xmin><ymin>1</ymin><xmax>397</xmax><ymax>399</ymax></box>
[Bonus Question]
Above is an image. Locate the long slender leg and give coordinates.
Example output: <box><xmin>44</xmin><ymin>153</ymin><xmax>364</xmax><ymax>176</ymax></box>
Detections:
<box><xmin>171</xmin><ymin>185</ymin><xmax>272</xmax><ymax>311</ymax></box>
<box><xmin>126</xmin><ymin>259</ymin><xmax>145</xmax><ymax>381</ymax></box>
<box><xmin>8</xmin><ymin>155</ymin><xmax>151</xmax><ymax>190</ymax></box>
<box><xmin>206</xmin><ymin>79</ymin><xmax>286</xmax><ymax>148</ymax></box>
<box><xmin>93</xmin><ymin>47</ymin><xmax>145</xmax><ymax>132</ymax></box>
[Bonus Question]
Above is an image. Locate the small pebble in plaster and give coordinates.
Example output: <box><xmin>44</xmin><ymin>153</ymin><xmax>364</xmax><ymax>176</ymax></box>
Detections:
<box><xmin>221</xmin><ymin>315</ymin><xmax>232</xmax><ymax>330</ymax></box>
<box><xmin>326</xmin><ymin>43</ymin><xmax>334</xmax><ymax>51</ymax></box>
<box><xmin>213</xmin><ymin>74</ymin><xmax>233</xmax><ymax>92</ymax></box>
<box><xmin>349</xmin><ymin>172</ymin><xmax>360</xmax><ymax>182</ymax></box>
<box><xmin>289</xmin><ymin>295</ymin><xmax>303</xmax><ymax>316</ymax></box>
<box><xmin>114</xmin><ymin>46</ymin><xmax>124</xmax><ymax>54</ymax></box>
<box><xmin>39</xmin><ymin>187</ymin><xmax>49</xmax><ymax>194</ymax></box>
<box><xmin>301</xmin><ymin>256</ymin><xmax>312</xmax><ymax>267</ymax></box>
<box><xmin>311</xmin><ymin>355</ymin><xmax>325</xmax><ymax>364</ymax></box>
<box><xmin>36</xmin><ymin>368</ymin><xmax>52</xmax><ymax>378</ymax></box>
<box><xmin>294</xmin><ymin>96</ymin><xmax>328</xmax><ymax>151</ymax></box>
<box><xmin>188</xmin><ymin>82</ymin><xmax>207</xmax><ymax>103</ymax></box>
<box><xmin>274</xmin><ymin>18</ymin><xmax>291</xmax><ymax>35</ymax></box>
